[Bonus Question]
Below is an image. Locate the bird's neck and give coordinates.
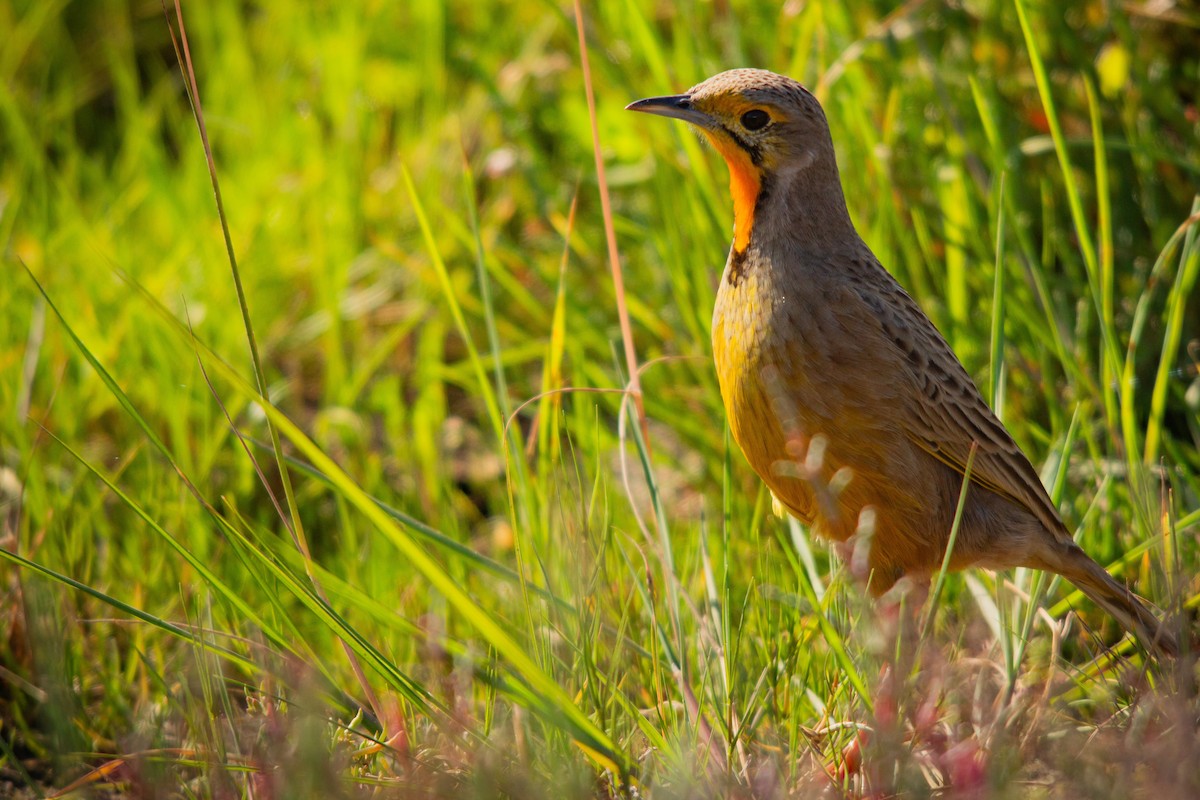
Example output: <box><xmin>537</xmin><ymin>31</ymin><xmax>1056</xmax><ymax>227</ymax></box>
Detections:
<box><xmin>753</xmin><ymin>161</ymin><xmax>860</xmax><ymax>255</ymax></box>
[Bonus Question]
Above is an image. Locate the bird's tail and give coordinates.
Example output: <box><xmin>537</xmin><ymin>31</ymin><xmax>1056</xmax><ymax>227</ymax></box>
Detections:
<box><xmin>1055</xmin><ymin>544</ymin><xmax>1178</xmax><ymax>658</ymax></box>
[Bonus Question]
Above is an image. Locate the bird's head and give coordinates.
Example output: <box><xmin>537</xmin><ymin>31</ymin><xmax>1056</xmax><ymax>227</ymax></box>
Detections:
<box><xmin>628</xmin><ymin>69</ymin><xmax>839</xmax><ymax>253</ymax></box>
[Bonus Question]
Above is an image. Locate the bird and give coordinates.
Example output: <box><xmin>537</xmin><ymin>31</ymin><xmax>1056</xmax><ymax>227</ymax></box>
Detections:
<box><xmin>628</xmin><ymin>68</ymin><xmax>1176</xmax><ymax>657</ymax></box>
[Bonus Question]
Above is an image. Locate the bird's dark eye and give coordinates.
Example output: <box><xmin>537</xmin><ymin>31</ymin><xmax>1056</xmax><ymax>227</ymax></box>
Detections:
<box><xmin>740</xmin><ymin>109</ymin><xmax>770</xmax><ymax>131</ymax></box>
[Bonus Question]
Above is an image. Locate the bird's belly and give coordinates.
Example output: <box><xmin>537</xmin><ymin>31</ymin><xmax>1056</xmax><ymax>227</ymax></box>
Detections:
<box><xmin>712</xmin><ymin>275</ymin><xmax>935</xmax><ymax>574</ymax></box>
<box><xmin>712</xmin><ymin>277</ymin><xmax>828</xmax><ymax>527</ymax></box>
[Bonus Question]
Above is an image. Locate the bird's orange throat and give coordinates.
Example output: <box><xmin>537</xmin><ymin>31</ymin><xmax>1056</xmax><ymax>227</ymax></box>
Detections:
<box><xmin>704</xmin><ymin>130</ymin><xmax>762</xmax><ymax>253</ymax></box>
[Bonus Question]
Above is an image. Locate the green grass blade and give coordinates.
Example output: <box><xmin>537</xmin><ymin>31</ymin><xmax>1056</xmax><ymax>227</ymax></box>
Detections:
<box><xmin>0</xmin><ymin>547</ymin><xmax>255</xmax><ymax>674</ymax></box>
<box><xmin>1014</xmin><ymin>0</ymin><xmax>1122</xmax><ymax>420</ymax></box>
<box><xmin>215</xmin><ymin>356</ymin><xmax>633</xmax><ymax>774</ymax></box>
<box><xmin>922</xmin><ymin>443</ymin><xmax>978</xmax><ymax>639</ymax></box>
<box><xmin>784</xmin><ymin>518</ymin><xmax>872</xmax><ymax>713</ymax></box>
<box><xmin>1143</xmin><ymin>198</ymin><xmax>1200</xmax><ymax>464</ymax></box>
<box><xmin>45</xmin><ymin>429</ymin><xmax>286</xmax><ymax>651</ymax></box>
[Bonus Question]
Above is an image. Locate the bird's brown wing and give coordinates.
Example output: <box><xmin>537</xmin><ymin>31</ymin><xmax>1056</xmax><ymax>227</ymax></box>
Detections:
<box><xmin>845</xmin><ymin>259</ymin><xmax>1068</xmax><ymax>538</ymax></box>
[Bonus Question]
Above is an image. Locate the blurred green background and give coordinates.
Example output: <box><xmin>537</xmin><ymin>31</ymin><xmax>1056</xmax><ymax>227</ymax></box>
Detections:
<box><xmin>2</xmin><ymin>0</ymin><xmax>1198</xmax><ymax>796</ymax></box>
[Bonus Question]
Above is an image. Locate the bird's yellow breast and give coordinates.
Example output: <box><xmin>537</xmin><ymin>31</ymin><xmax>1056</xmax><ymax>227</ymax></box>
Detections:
<box><xmin>711</xmin><ymin>265</ymin><xmax>810</xmax><ymax>519</ymax></box>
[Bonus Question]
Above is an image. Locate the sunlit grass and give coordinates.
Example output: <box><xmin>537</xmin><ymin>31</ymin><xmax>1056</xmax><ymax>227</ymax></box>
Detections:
<box><xmin>1</xmin><ymin>0</ymin><xmax>1198</xmax><ymax>796</ymax></box>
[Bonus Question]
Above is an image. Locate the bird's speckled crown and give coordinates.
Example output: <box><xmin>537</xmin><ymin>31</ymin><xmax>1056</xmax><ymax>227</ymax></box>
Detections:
<box><xmin>687</xmin><ymin>69</ymin><xmax>818</xmax><ymax>112</ymax></box>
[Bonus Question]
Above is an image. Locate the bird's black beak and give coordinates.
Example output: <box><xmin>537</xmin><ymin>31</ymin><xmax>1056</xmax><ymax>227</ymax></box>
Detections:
<box><xmin>625</xmin><ymin>94</ymin><xmax>711</xmax><ymax>127</ymax></box>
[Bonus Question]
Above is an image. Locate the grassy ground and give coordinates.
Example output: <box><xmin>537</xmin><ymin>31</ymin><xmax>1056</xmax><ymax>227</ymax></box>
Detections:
<box><xmin>2</xmin><ymin>0</ymin><xmax>1200</xmax><ymax>796</ymax></box>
